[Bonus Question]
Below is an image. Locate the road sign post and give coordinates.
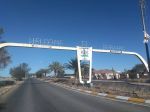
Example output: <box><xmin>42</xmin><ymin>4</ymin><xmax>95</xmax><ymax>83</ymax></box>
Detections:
<box><xmin>77</xmin><ymin>46</ymin><xmax>92</xmax><ymax>84</ymax></box>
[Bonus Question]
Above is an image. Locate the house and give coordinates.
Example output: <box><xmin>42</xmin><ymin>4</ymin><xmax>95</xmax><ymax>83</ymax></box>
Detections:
<box><xmin>93</xmin><ymin>69</ymin><xmax>120</xmax><ymax>80</ymax></box>
<box><xmin>64</xmin><ymin>74</ymin><xmax>75</xmax><ymax>79</ymax></box>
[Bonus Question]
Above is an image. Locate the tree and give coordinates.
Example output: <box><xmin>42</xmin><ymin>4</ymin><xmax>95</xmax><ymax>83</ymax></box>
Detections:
<box><xmin>35</xmin><ymin>69</ymin><xmax>44</xmax><ymax>78</ymax></box>
<box><xmin>0</xmin><ymin>48</ymin><xmax>11</xmax><ymax>69</ymax></box>
<box><xmin>80</xmin><ymin>61</ymin><xmax>89</xmax><ymax>78</ymax></box>
<box><xmin>65</xmin><ymin>58</ymin><xmax>78</xmax><ymax>78</ymax></box>
<box><xmin>49</xmin><ymin>61</ymin><xmax>64</xmax><ymax>77</ymax></box>
<box><xmin>41</xmin><ymin>68</ymin><xmax>50</xmax><ymax>77</ymax></box>
<box><xmin>112</xmin><ymin>68</ymin><xmax>116</xmax><ymax>80</ymax></box>
<box><xmin>10</xmin><ymin>63</ymin><xmax>31</xmax><ymax>80</ymax></box>
<box><xmin>132</xmin><ymin>64</ymin><xmax>147</xmax><ymax>73</ymax></box>
<box><xmin>65</xmin><ymin>58</ymin><xmax>91</xmax><ymax>78</ymax></box>
<box><xmin>36</xmin><ymin>68</ymin><xmax>50</xmax><ymax>78</ymax></box>
<box><xmin>126</xmin><ymin>64</ymin><xmax>147</xmax><ymax>79</ymax></box>
<box><xmin>57</xmin><ymin>68</ymin><xmax>65</xmax><ymax>78</ymax></box>
<box><xmin>0</xmin><ymin>28</ymin><xmax>11</xmax><ymax>69</ymax></box>
<box><xmin>92</xmin><ymin>68</ymin><xmax>95</xmax><ymax>76</ymax></box>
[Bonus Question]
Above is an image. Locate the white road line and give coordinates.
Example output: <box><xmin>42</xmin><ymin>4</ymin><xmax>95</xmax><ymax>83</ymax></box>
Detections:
<box><xmin>84</xmin><ymin>90</ymin><xmax>92</xmax><ymax>94</ymax></box>
<box><xmin>145</xmin><ymin>100</ymin><xmax>150</xmax><ymax>104</ymax></box>
<box><xmin>98</xmin><ymin>93</ymin><xmax>108</xmax><ymax>96</ymax></box>
<box><xmin>116</xmin><ymin>96</ymin><xmax>129</xmax><ymax>100</ymax></box>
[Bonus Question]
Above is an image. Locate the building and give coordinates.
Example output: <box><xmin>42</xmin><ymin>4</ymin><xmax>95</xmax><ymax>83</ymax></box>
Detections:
<box><xmin>93</xmin><ymin>69</ymin><xmax>120</xmax><ymax>80</ymax></box>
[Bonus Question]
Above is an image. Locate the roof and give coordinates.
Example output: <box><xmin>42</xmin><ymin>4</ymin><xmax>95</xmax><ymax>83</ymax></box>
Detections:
<box><xmin>94</xmin><ymin>69</ymin><xmax>116</xmax><ymax>74</ymax></box>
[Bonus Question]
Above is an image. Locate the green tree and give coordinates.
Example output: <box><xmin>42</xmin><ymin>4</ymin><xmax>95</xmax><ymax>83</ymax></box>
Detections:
<box><xmin>0</xmin><ymin>48</ymin><xmax>11</xmax><ymax>69</ymax></box>
<box><xmin>0</xmin><ymin>28</ymin><xmax>11</xmax><ymax>69</ymax></box>
<box><xmin>10</xmin><ymin>63</ymin><xmax>31</xmax><ymax>80</ymax></box>
<box><xmin>36</xmin><ymin>68</ymin><xmax>50</xmax><ymax>77</ymax></box>
<box><xmin>49</xmin><ymin>61</ymin><xmax>64</xmax><ymax>77</ymax></box>
<box><xmin>35</xmin><ymin>69</ymin><xmax>44</xmax><ymax>78</ymax></box>
<box><xmin>126</xmin><ymin>64</ymin><xmax>147</xmax><ymax>79</ymax></box>
<box><xmin>65</xmin><ymin>58</ymin><xmax>91</xmax><ymax>78</ymax></box>
<box><xmin>80</xmin><ymin>61</ymin><xmax>89</xmax><ymax>78</ymax></box>
<box><xmin>65</xmin><ymin>58</ymin><xmax>78</xmax><ymax>78</ymax></box>
<box><xmin>42</xmin><ymin>68</ymin><xmax>50</xmax><ymax>77</ymax></box>
<box><xmin>132</xmin><ymin>64</ymin><xmax>147</xmax><ymax>73</ymax></box>
<box><xmin>112</xmin><ymin>68</ymin><xmax>116</xmax><ymax>80</ymax></box>
<box><xmin>92</xmin><ymin>68</ymin><xmax>95</xmax><ymax>76</ymax></box>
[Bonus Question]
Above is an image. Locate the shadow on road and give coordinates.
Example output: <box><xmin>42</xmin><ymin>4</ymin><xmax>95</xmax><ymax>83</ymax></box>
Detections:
<box><xmin>0</xmin><ymin>103</ymin><xmax>7</xmax><ymax>110</ymax></box>
<box><xmin>23</xmin><ymin>79</ymin><xmax>49</xmax><ymax>86</ymax></box>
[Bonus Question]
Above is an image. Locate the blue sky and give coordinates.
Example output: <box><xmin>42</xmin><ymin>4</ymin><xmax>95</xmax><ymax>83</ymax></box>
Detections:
<box><xmin>0</xmin><ymin>0</ymin><xmax>150</xmax><ymax>76</ymax></box>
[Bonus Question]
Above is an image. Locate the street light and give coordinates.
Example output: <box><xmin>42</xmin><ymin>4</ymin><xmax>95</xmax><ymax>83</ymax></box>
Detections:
<box><xmin>140</xmin><ymin>0</ymin><xmax>150</xmax><ymax>77</ymax></box>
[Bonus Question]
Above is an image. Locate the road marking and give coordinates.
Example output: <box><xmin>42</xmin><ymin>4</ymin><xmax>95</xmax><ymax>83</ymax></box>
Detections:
<box><xmin>128</xmin><ymin>98</ymin><xmax>145</xmax><ymax>103</ymax></box>
<box><xmin>98</xmin><ymin>93</ymin><xmax>107</xmax><ymax>96</ymax></box>
<box><xmin>107</xmin><ymin>94</ymin><xmax>116</xmax><ymax>99</ymax></box>
<box><xmin>145</xmin><ymin>100</ymin><xmax>150</xmax><ymax>104</ymax></box>
<box><xmin>116</xmin><ymin>96</ymin><xmax>129</xmax><ymax>100</ymax></box>
<box><xmin>84</xmin><ymin>90</ymin><xmax>92</xmax><ymax>94</ymax></box>
<box><xmin>91</xmin><ymin>91</ymin><xmax>98</xmax><ymax>95</ymax></box>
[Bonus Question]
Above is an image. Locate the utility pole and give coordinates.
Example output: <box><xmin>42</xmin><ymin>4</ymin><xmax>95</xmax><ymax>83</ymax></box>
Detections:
<box><xmin>140</xmin><ymin>0</ymin><xmax>150</xmax><ymax>77</ymax></box>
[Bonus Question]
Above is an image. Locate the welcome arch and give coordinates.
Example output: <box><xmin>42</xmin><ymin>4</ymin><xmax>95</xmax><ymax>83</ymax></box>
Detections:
<box><xmin>0</xmin><ymin>42</ymin><xmax>149</xmax><ymax>84</ymax></box>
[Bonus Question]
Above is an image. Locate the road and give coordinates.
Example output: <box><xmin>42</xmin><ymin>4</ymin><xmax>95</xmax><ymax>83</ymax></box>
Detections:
<box><xmin>0</xmin><ymin>78</ymin><xmax>149</xmax><ymax>112</ymax></box>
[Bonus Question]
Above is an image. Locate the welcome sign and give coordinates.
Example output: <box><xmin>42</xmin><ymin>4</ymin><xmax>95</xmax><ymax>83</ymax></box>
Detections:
<box><xmin>77</xmin><ymin>47</ymin><xmax>92</xmax><ymax>61</ymax></box>
<box><xmin>77</xmin><ymin>47</ymin><xmax>92</xmax><ymax>84</ymax></box>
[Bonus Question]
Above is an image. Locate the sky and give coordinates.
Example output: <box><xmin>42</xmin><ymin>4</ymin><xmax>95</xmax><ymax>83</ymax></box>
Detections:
<box><xmin>0</xmin><ymin>0</ymin><xmax>150</xmax><ymax>76</ymax></box>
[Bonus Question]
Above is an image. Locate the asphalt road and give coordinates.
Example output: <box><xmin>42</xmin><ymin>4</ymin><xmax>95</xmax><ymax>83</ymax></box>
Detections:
<box><xmin>0</xmin><ymin>78</ymin><xmax>150</xmax><ymax>112</ymax></box>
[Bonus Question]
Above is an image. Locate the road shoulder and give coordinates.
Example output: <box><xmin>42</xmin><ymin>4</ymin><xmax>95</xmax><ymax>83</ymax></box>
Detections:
<box><xmin>0</xmin><ymin>81</ymin><xmax>24</xmax><ymax>104</ymax></box>
<box><xmin>41</xmin><ymin>79</ymin><xmax>150</xmax><ymax>107</ymax></box>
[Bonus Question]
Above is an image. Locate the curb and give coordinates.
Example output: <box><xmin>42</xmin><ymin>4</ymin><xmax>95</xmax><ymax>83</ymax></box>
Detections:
<box><xmin>0</xmin><ymin>86</ymin><xmax>11</xmax><ymax>96</ymax></box>
<box><xmin>0</xmin><ymin>81</ymin><xmax>23</xmax><ymax>97</ymax></box>
<box><xmin>48</xmin><ymin>81</ymin><xmax>150</xmax><ymax>105</ymax></box>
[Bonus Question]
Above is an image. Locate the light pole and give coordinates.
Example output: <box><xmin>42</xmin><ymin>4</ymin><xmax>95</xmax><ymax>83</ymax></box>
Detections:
<box><xmin>140</xmin><ymin>0</ymin><xmax>150</xmax><ymax>77</ymax></box>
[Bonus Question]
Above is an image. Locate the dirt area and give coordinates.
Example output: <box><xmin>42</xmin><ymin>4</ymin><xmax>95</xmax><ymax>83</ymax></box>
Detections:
<box><xmin>0</xmin><ymin>81</ymin><xmax>23</xmax><ymax>98</ymax></box>
<box><xmin>47</xmin><ymin>78</ymin><xmax>150</xmax><ymax>99</ymax></box>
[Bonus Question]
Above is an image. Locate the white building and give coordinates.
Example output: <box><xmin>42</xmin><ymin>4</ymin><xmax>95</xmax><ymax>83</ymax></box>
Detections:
<box><xmin>93</xmin><ymin>69</ymin><xmax>120</xmax><ymax>80</ymax></box>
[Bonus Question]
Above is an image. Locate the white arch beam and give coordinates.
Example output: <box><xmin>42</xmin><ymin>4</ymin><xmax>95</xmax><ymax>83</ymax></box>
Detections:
<box><xmin>93</xmin><ymin>49</ymin><xmax>149</xmax><ymax>72</ymax></box>
<box><xmin>0</xmin><ymin>42</ymin><xmax>149</xmax><ymax>72</ymax></box>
